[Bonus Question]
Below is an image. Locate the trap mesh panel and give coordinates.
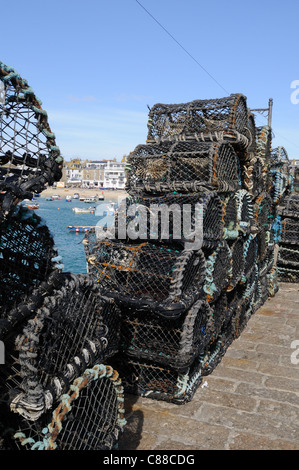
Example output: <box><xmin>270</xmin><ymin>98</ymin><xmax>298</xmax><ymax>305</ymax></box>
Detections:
<box><xmin>253</xmin><ymin>192</ymin><xmax>273</xmax><ymax>232</ymax></box>
<box><xmin>203</xmin><ymin>241</ymin><xmax>231</xmax><ymax>302</ymax></box>
<box><xmin>146</xmin><ymin>94</ymin><xmax>249</xmax><ymax>145</ymax></box>
<box><xmin>227</xmin><ymin>238</ymin><xmax>245</xmax><ymax>291</ymax></box>
<box><xmin>0</xmin><ymin>62</ymin><xmax>63</xmax><ymax>220</ymax></box>
<box><xmin>242</xmin><ymin>156</ymin><xmax>265</xmax><ymax>198</ymax></box>
<box><xmin>4</xmin><ymin>272</ymin><xmax>121</xmax><ymax>424</ymax></box>
<box><xmin>257</xmin><ymin>228</ymin><xmax>272</xmax><ymax>262</ymax></box>
<box><xmin>270</xmin><ymin>146</ymin><xmax>289</xmax><ymax>166</ymax></box>
<box><xmin>270</xmin><ymin>167</ymin><xmax>289</xmax><ymax>204</ymax></box>
<box><xmin>11</xmin><ymin>365</ymin><xmax>125</xmax><ymax>450</ymax></box>
<box><xmin>240</xmin><ymin>234</ymin><xmax>258</xmax><ymax>283</ymax></box>
<box><xmin>126</xmin><ymin>141</ymin><xmax>241</xmax><ymax>195</ymax></box>
<box><xmin>115</xmin><ymin>191</ymin><xmax>223</xmax><ymax>248</ymax></box>
<box><xmin>280</xmin><ymin>217</ymin><xmax>299</xmax><ymax>244</ymax></box>
<box><xmin>277</xmin><ymin>245</ymin><xmax>299</xmax><ymax>267</ymax></box>
<box><xmin>111</xmin><ymin>354</ymin><xmax>203</xmax><ymax>405</ymax></box>
<box><xmin>0</xmin><ymin>205</ymin><xmax>60</xmax><ymax>316</ymax></box>
<box><xmin>119</xmin><ymin>299</ymin><xmax>213</xmax><ymax>370</ymax></box>
<box><xmin>220</xmin><ymin>193</ymin><xmax>239</xmax><ymax>240</ymax></box>
<box><xmin>86</xmin><ymin>239</ymin><xmax>206</xmax><ymax>319</ymax></box>
<box><xmin>277</xmin><ymin>265</ymin><xmax>299</xmax><ymax>283</ymax></box>
<box><xmin>277</xmin><ymin>194</ymin><xmax>299</xmax><ymax>219</ymax></box>
<box><xmin>267</xmin><ymin>266</ymin><xmax>279</xmax><ymax>295</ymax></box>
<box><xmin>246</xmin><ymin>112</ymin><xmax>257</xmax><ymax>152</ymax></box>
<box><xmin>235</xmin><ymin>189</ymin><xmax>253</xmax><ymax>234</ymax></box>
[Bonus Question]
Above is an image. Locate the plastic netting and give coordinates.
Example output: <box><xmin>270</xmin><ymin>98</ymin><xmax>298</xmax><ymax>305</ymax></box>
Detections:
<box><xmin>3</xmin><ymin>365</ymin><xmax>126</xmax><ymax>450</ymax></box>
<box><xmin>277</xmin><ymin>194</ymin><xmax>299</xmax><ymax>219</ymax></box>
<box><xmin>240</xmin><ymin>234</ymin><xmax>258</xmax><ymax>283</ymax></box>
<box><xmin>0</xmin><ymin>205</ymin><xmax>60</xmax><ymax>316</ymax></box>
<box><xmin>146</xmin><ymin>94</ymin><xmax>250</xmax><ymax>146</ymax></box>
<box><xmin>0</xmin><ymin>272</ymin><xmax>121</xmax><ymax>425</ymax></box>
<box><xmin>114</xmin><ymin>191</ymin><xmax>223</xmax><ymax>248</ymax></box>
<box><xmin>280</xmin><ymin>217</ymin><xmax>299</xmax><ymax>244</ymax></box>
<box><xmin>203</xmin><ymin>241</ymin><xmax>231</xmax><ymax>302</ymax></box>
<box><xmin>227</xmin><ymin>238</ymin><xmax>245</xmax><ymax>291</ymax></box>
<box><xmin>119</xmin><ymin>299</ymin><xmax>213</xmax><ymax>370</ymax></box>
<box><xmin>86</xmin><ymin>239</ymin><xmax>206</xmax><ymax>319</ymax></box>
<box><xmin>253</xmin><ymin>192</ymin><xmax>273</xmax><ymax>232</ymax></box>
<box><xmin>126</xmin><ymin>141</ymin><xmax>241</xmax><ymax>195</ymax></box>
<box><xmin>242</xmin><ymin>156</ymin><xmax>265</xmax><ymax>198</ymax></box>
<box><xmin>277</xmin><ymin>265</ymin><xmax>299</xmax><ymax>283</ymax></box>
<box><xmin>277</xmin><ymin>245</ymin><xmax>299</xmax><ymax>267</ymax></box>
<box><xmin>0</xmin><ymin>62</ymin><xmax>63</xmax><ymax>221</ymax></box>
<box><xmin>255</xmin><ymin>126</ymin><xmax>272</xmax><ymax>160</ymax></box>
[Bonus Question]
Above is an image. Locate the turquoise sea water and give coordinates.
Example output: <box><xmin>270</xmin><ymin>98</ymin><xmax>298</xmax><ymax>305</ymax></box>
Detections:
<box><xmin>34</xmin><ymin>192</ymin><xmax>124</xmax><ymax>274</ymax></box>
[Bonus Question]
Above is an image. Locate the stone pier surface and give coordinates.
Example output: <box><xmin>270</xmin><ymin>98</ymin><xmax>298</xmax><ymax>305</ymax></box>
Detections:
<box><xmin>118</xmin><ymin>282</ymin><xmax>299</xmax><ymax>451</ymax></box>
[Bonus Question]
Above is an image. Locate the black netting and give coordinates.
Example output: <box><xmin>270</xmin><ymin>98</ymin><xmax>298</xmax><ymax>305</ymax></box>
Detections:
<box><xmin>146</xmin><ymin>94</ymin><xmax>249</xmax><ymax>145</ymax></box>
<box><xmin>253</xmin><ymin>192</ymin><xmax>273</xmax><ymax>231</ymax></box>
<box><xmin>203</xmin><ymin>241</ymin><xmax>231</xmax><ymax>302</ymax></box>
<box><xmin>221</xmin><ymin>193</ymin><xmax>239</xmax><ymax>240</ymax></box>
<box><xmin>242</xmin><ymin>156</ymin><xmax>265</xmax><ymax>198</ymax></box>
<box><xmin>278</xmin><ymin>194</ymin><xmax>299</xmax><ymax>219</ymax></box>
<box><xmin>3</xmin><ymin>365</ymin><xmax>125</xmax><ymax>451</ymax></box>
<box><xmin>119</xmin><ymin>299</ymin><xmax>213</xmax><ymax>370</ymax></box>
<box><xmin>86</xmin><ymin>239</ymin><xmax>206</xmax><ymax>318</ymax></box>
<box><xmin>280</xmin><ymin>217</ymin><xmax>299</xmax><ymax>244</ymax></box>
<box><xmin>277</xmin><ymin>265</ymin><xmax>299</xmax><ymax>283</ymax></box>
<box><xmin>0</xmin><ymin>62</ymin><xmax>63</xmax><ymax>221</ymax></box>
<box><xmin>256</xmin><ymin>126</ymin><xmax>272</xmax><ymax>160</ymax></box>
<box><xmin>227</xmin><ymin>238</ymin><xmax>245</xmax><ymax>291</ymax></box>
<box><xmin>240</xmin><ymin>234</ymin><xmax>258</xmax><ymax>283</ymax></box>
<box><xmin>126</xmin><ymin>141</ymin><xmax>241</xmax><ymax>195</ymax></box>
<box><xmin>277</xmin><ymin>245</ymin><xmax>299</xmax><ymax>267</ymax></box>
<box><xmin>114</xmin><ymin>191</ymin><xmax>223</xmax><ymax>248</ymax></box>
<box><xmin>235</xmin><ymin>189</ymin><xmax>253</xmax><ymax>234</ymax></box>
<box><xmin>0</xmin><ymin>205</ymin><xmax>60</xmax><ymax>316</ymax></box>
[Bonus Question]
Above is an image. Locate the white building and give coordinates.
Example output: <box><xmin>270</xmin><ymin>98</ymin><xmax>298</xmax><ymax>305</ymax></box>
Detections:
<box><xmin>104</xmin><ymin>161</ymin><xmax>126</xmax><ymax>189</ymax></box>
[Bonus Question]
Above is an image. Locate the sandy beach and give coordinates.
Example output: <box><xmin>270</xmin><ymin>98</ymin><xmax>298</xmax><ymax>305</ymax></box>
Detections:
<box><xmin>41</xmin><ymin>186</ymin><xmax>128</xmax><ymax>200</ymax></box>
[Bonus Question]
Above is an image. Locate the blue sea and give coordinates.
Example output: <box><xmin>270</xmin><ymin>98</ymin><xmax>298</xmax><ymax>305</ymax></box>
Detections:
<box><xmin>33</xmin><ymin>192</ymin><xmax>124</xmax><ymax>274</ymax></box>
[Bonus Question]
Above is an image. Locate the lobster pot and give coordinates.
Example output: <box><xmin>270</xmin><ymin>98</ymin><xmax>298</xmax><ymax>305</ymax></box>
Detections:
<box><xmin>115</xmin><ymin>191</ymin><xmax>224</xmax><ymax>248</ymax></box>
<box><xmin>240</xmin><ymin>234</ymin><xmax>258</xmax><ymax>284</ymax></box>
<box><xmin>119</xmin><ymin>299</ymin><xmax>214</xmax><ymax>370</ymax></box>
<box><xmin>256</xmin><ymin>274</ymin><xmax>271</xmax><ymax>309</ymax></box>
<box><xmin>277</xmin><ymin>245</ymin><xmax>299</xmax><ymax>268</ymax></box>
<box><xmin>277</xmin><ymin>265</ymin><xmax>299</xmax><ymax>283</ymax></box>
<box><xmin>220</xmin><ymin>193</ymin><xmax>239</xmax><ymax>240</ymax></box>
<box><xmin>252</xmin><ymin>192</ymin><xmax>273</xmax><ymax>232</ymax></box>
<box><xmin>0</xmin><ymin>205</ymin><xmax>61</xmax><ymax>316</ymax></box>
<box><xmin>209</xmin><ymin>292</ymin><xmax>228</xmax><ymax>343</ymax></box>
<box><xmin>246</xmin><ymin>112</ymin><xmax>257</xmax><ymax>153</ymax></box>
<box><xmin>1</xmin><ymin>273</ymin><xmax>121</xmax><ymax>426</ymax></box>
<box><xmin>146</xmin><ymin>94</ymin><xmax>250</xmax><ymax>146</ymax></box>
<box><xmin>258</xmin><ymin>242</ymin><xmax>275</xmax><ymax>277</ymax></box>
<box><xmin>7</xmin><ymin>365</ymin><xmax>126</xmax><ymax>451</ymax></box>
<box><xmin>235</xmin><ymin>190</ymin><xmax>253</xmax><ymax>235</ymax></box>
<box><xmin>277</xmin><ymin>194</ymin><xmax>299</xmax><ymax>219</ymax></box>
<box><xmin>242</xmin><ymin>156</ymin><xmax>265</xmax><ymax>198</ymax></box>
<box><xmin>270</xmin><ymin>168</ymin><xmax>289</xmax><ymax>204</ymax></box>
<box><xmin>0</xmin><ymin>61</ymin><xmax>62</xmax><ymax>221</ymax></box>
<box><xmin>280</xmin><ymin>217</ymin><xmax>299</xmax><ymax>244</ymax></box>
<box><xmin>257</xmin><ymin>227</ymin><xmax>274</xmax><ymax>264</ymax></box>
<box><xmin>227</xmin><ymin>238</ymin><xmax>245</xmax><ymax>291</ymax></box>
<box><xmin>111</xmin><ymin>354</ymin><xmax>203</xmax><ymax>405</ymax></box>
<box><xmin>203</xmin><ymin>241</ymin><xmax>232</xmax><ymax>302</ymax></box>
<box><xmin>126</xmin><ymin>141</ymin><xmax>241</xmax><ymax>195</ymax></box>
<box><xmin>86</xmin><ymin>239</ymin><xmax>206</xmax><ymax>319</ymax></box>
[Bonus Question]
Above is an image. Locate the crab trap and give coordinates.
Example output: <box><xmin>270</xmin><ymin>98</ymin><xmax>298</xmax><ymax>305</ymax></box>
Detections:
<box><xmin>220</xmin><ymin>192</ymin><xmax>239</xmax><ymax>240</ymax></box>
<box><xmin>118</xmin><ymin>298</ymin><xmax>214</xmax><ymax>371</ymax></box>
<box><xmin>235</xmin><ymin>189</ymin><xmax>254</xmax><ymax>235</ymax></box>
<box><xmin>125</xmin><ymin>141</ymin><xmax>241</xmax><ymax>195</ymax></box>
<box><xmin>279</xmin><ymin>217</ymin><xmax>299</xmax><ymax>244</ymax></box>
<box><xmin>252</xmin><ymin>192</ymin><xmax>273</xmax><ymax>232</ymax></box>
<box><xmin>86</xmin><ymin>239</ymin><xmax>207</xmax><ymax>318</ymax></box>
<box><xmin>277</xmin><ymin>194</ymin><xmax>299</xmax><ymax>219</ymax></box>
<box><xmin>0</xmin><ymin>61</ymin><xmax>63</xmax><ymax>221</ymax></box>
<box><xmin>203</xmin><ymin>241</ymin><xmax>231</xmax><ymax>302</ymax></box>
<box><xmin>0</xmin><ymin>204</ymin><xmax>61</xmax><ymax>316</ymax></box>
<box><xmin>146</xmin><ymin>94</ymin><xmax>251</xmax><ymax>146</ymax></box>
<box><xmin>255</xmin><ymin>126</ymin><xmax>272</xmax><ymax>161</ymax></box>
<box><xmin>227</xmin><ymin>237</ymin><xmax>245</xmax><ymax>291</ymax></box>
<box><xmin>242</xmin><ymin>156</ymin><xmax>265</xmax><ymax>198</ymax></box>
<box><xmin>0</xmin><ymin>272</ymin><xmax>124</xmax><ymax>450</ymax></box>
<box><xmin>114</xmin><ymin>191</ymin><xmax>224</xmax><ymax>248</ymax></box>
<box><xmin>277</xmin><ymin>265</ymin><xmax>299</xmax><ymax>283</ymax></box>
<box><xmin>277</xmin><ymin>245</ymin><xmax>299</xmax><ymax>268</ymax></box>
<box><xmin>240</xmin><ymin>234</ymin><xmax>258</xmax><ymax>284</ymax></box>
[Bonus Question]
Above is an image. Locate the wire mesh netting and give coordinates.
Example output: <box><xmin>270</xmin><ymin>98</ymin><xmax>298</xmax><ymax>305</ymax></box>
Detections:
<box><xmin>279</xmin><ymin>217</ymin><xmax>299</xmax><ymax>244</ymax></box>
<box><xmin>0</xmin><ymin>62</ymin><xmax>63</xmax><ymax>221</ymax></box>
<box><xmin>277</xmin><ymin>245</ymin><xmax>299</xmax><ymax>267</ymax></box>
<box><xmin>126</xmin><ymin>141</ymin><xmax>241</xmax><ymax>195</ymax></box>
<box><xmin>221</xmin><ymin>193</ymin><xmax>239</xmax><ymax>240</ymax></box>
<box><xmin>86</xmin><ymin>239</ymin><xmax>206</xmax><ymax>318</ymax></box>
<box><xmin>146</xmin><ymin>94</ymin><xmax>250</xmax><ymax>146</ymax></box>
<box><xmin>252</xmin><ymin>192</ymin><xmax>273</xmax><ymax>232</ymax></box>
<box><xmin>242</xmin><ymin>156</ymin><xmax>265</xmax><ymax>198</ymax></box>
<box><xmin>277</xmin><ymin>194</ymin><xmax>299</xmax><ymax>219</ymax></box>
<box><xmin>235</xmin><ymin>189</ymin><xmax>253</xmax><ymax>235</ymax></box>
<box><xmin>240</xmin><ymin>234</ymin><xmax>258</xmax><ymax>284</ymax></box>
<box><xmin>203</xmin><ymin>241</ymin><xmax>231</xmax><ymax>302</ymax></box>
<box><xmin>255</xmin><ymin>126</ymin><xmax>272</xmax><ymax>161</ymax></box>
<box><xmin>227</xmin><ymin>238</ymin><xmax>245</xmax><ymax>291</ymax></box>
<box><xmin>114</xmin><ymin>191</ymin><xmax>223</xmax><ymax>248</ymax></box>
<box><xmin>5</xmin><ymin>365</ymin><xmax>126</xmax><ymax>450</ymax></box>
<box><xmin>0</xmin><ymin>204</ymin><xmax>60</xmax><ymax>316</ymax></box>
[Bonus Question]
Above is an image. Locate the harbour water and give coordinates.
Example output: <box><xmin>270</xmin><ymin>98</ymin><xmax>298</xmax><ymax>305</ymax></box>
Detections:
<box><xmin>32</xmin><ymin>192</ymin><xmax>125</xmax><ymax>274</ymax></box>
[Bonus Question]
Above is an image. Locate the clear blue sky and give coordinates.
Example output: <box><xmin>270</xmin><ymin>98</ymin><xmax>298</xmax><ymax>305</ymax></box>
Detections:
<box><xmin>2</xmin><ymin>0</ymin><xmax>299</xmax><ymax>160</ymax></box>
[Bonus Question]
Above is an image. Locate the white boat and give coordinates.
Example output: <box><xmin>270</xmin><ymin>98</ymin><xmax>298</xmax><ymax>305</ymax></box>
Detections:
<box><xmin>66</xmin><ymin>195</ymin><xmax>72</xmax><ymax>201</ymax></box>
<box><xmin>72</xmin><ymin>206</ymin><xmax>95</xmax><ymax>214</ymax></box>
<box><xmin>84</xmin><ymin>196</ymin><xmax>97</xmax><ymax>203</ymax></box>
<box><xmin>52</xmin><ymin>194</ymin><xmax>61</xmax><ymax>199</ymax></box>
<box><xmin>73</xmin><ymin>193</ymin><xmax>79</xmax><ymax>199</ymax></box>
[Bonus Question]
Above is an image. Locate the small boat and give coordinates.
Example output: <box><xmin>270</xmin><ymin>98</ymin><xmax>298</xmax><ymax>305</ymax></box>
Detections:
<box><xmin>67</xmin><ymin>225</ymin><xmax>95</xmax><ymax>233</ymax></box>
<box><xmin>73</xmin><ymin>193</ymin><xmax>80</xmax><ymax>199</ymax></box>
<box><xmin>66</xmin><ymin>195</ymin><xmax>72</xmax><ymax>202</ymax></box>
<box><xmin>27</xmin><ymin>203</ymin><xmax>39</xmax><ymax>210</ymax></box>
<box><xmin>45</xmin><ymin>196</ymin><xmax>54</xmax><ymax>201</ymax></box>
<box><xmin>52</xmin><ymin>194</ymin><xmax>61</xmax><ymax>200</ymax></box>
<box><xmin>72</xmin><ymin>207</ymin><xmax>95</xmax><ymax>214</ymax></box>
<box><xmin>84</xmin><ymin>197</ymin><xmax>97</xmax><ymax>203</ymax></box>
<box><xmin>98</xmin><ymin>194</ymin><xmax>105</xmax><ymax>201</ymax></box>
<box><xmin>79</xmin><ymin>196</ymin><xmax>85</xmax><ymax>201</ymax></box>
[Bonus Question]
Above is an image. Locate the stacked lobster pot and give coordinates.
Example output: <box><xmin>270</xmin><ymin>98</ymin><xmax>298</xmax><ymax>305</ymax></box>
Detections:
<box><xmin>276</xmin><ymin>193</ymin><xmax>299</xmax><ymax>282</ymax></box>
<box><xmin>0</xmin><ymin>61</ymin><xmax>126</xmax><ymax>450</ymax></box>
<box><xmin>85</xmin><ymin>94</ymin><xmax>279</xmax><ymax>404</ymax></box>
